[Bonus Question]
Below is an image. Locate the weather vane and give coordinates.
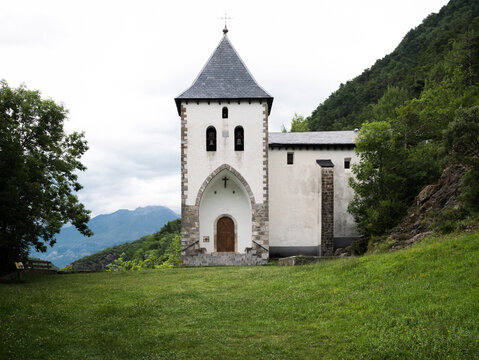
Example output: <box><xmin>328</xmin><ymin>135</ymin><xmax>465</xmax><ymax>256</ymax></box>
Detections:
<box><xmin>219</xmin><ymin>12</ymin><xmax>232</xmax><ymax>35</ymax></box>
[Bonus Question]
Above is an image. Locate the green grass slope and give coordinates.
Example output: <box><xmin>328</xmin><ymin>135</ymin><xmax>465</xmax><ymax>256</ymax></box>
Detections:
<box><xmin>1</xmin><ymin>232</ymin><xmax>478</xmax><ymax>359</ymax></box>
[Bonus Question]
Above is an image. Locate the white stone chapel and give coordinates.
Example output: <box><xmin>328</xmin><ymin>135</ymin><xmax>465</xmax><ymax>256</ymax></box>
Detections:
<box><xmin>175</xmin><ymin>28</ymin><xmax>359</xmax><ymax>266</ymax></box>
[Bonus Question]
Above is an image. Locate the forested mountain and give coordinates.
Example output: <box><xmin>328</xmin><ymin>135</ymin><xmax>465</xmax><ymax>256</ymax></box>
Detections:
<box><xmin>71</xmin><ymin>219</ymin><xmax>181</xmax><ymax>271</ymax></box>
<box><xmin>33</xmin><ymin>206</ymin><xmax>179</xmax><ymax>268</ymax></box>
<box><xmin>307</xmin><ymin>0</ymin><xmax>479</xmax><ymax>131</ymax></box>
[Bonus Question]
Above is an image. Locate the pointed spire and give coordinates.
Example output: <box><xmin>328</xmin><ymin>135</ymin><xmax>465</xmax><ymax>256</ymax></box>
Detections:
<box><xmin>175</xmin><ymin>35</ymin><xmax>273</xmax><ymax>115</ymax></box>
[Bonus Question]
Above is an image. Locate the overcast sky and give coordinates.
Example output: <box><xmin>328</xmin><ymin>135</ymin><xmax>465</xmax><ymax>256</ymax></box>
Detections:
<box><xmin>1</xmin><ymin>0</ymin><xmax>449</xmax><ymax>217</ymax></box>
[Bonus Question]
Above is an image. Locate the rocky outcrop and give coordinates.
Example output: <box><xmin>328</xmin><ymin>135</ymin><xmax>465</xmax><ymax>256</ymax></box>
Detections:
<box><xmin>334</xmin><ymin>246</ymin><xmax>352</xmax><ymax>257</ymax></box>
<box><xmin>388</xmin><ymin>164</ymin><xmax>467</xmax><ymax>250</ymax></box>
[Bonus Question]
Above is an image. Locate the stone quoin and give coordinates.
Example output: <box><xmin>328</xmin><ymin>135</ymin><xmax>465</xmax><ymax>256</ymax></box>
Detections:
<box><xmin>175</xmin><ymin>27</ymin><xmax>360</xmax><ymax>266</ymax></box>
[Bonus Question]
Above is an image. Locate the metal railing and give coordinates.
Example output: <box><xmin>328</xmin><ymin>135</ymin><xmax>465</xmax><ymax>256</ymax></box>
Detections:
<box><xmin>182</xmin><ymin>240</ymin><xmax>199</xmax><ymax>252</ymax></box>
<box><xmin>252</xmin><ymin>240</ymin><xmax>268</xmax><ymax>252</ymax></box>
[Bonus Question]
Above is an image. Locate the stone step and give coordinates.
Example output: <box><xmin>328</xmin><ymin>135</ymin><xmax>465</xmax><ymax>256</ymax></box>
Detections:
<box><xmin>183</xmin><ymin>253</ymin><xmax>267</xmax><ymax>266</ymax></box>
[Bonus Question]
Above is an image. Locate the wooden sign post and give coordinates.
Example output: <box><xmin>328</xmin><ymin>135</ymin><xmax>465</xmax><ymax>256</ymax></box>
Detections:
<box><xmin>14</xmin><ymin>262</ymin><xmax>24</xmax><ymax>282</ymax></box>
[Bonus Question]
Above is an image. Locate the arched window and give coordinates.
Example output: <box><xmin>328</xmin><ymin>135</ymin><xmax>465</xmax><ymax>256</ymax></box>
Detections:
<box><xmin>234</xmin><ymin>126</ymin><xmax>244</xmax><ymax>151</ymax></box>
<box><xmin>206</xmin><ymin>126</ymin><xmax>217</xmax><ymax>151</ymax></box>
<box><xmin>222</xmin><ymin>106</ymin><xmax>228</xmax><ymax>119</ymax></box>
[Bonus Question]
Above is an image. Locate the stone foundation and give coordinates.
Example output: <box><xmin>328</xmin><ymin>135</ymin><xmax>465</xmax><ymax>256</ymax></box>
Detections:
<box><xmin>278</xmin><ymin>255</ymin><xmax>335</xmax><ymax>266</ymax></box>
<box><xmin>183</xmin><ymin>252</ymin><xmax>267</xmax><ymax>266</ymax></box>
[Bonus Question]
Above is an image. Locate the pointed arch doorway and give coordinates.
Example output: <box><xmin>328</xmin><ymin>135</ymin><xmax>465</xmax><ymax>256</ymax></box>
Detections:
<box><xmin>216</xmin><ymin>216</ymin><xmax>235</xmax><ymax>252</ymax></box>
<box><xmin>198</xmin><ymin>166</ymin><xmax>252</xmax><ymax>254</ymax></box>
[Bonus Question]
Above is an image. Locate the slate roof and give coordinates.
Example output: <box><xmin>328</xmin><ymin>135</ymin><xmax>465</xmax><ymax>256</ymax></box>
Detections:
<box><xmin>268</xmin><ymin>131</ymin><xmax>357</xmax><ymax>146</ymax></box>
<box><xmin>175</xmin><ymin>35</ymin><xmax>273</xmax><ymax>115</ymax></box>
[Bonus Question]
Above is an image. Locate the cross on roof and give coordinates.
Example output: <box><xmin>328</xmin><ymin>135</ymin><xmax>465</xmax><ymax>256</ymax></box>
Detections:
<box><xmin>220</xmin><ymin>12</ymin><xmax>232</xmax><ymax>34</ymax></box>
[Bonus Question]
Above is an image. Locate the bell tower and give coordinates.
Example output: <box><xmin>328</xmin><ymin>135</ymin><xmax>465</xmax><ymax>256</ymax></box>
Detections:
<box><xmin>175</xmin><ymin>29</ymin><xmax>273</xmax><ymax>266</ymax></box>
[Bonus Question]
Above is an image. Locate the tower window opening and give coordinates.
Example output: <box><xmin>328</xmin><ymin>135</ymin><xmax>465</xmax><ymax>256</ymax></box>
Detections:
<box><xmin>206</xmin><ymin>126</ymin><xmax>217</xmax><ymax>151</ymax></box>
<box><xmin>222</xmin><ymin>107</ymin><xmax>228</xmax><ymax>119</ymax></box>
<box><xmin>234</xmin><ymin>126</ymin><xmax>244</xmax><ymax>151</ymax></box>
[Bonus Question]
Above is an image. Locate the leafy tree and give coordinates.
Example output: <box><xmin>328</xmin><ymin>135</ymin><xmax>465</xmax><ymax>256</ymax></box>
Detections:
<box><xmin>0</xmin><ymin>81</ymin><xmax>92</xmax><ymax>275</ymax></box>
<box><xmin>289</xmin><ymin>114</ymin><xmax>309</xmax><ymax>132</ymax></box>
<box><xmin>106</xmin><ymin>252</ymin><xmax>128</xmax><ymax>271</ymax></box>
<box><xmin>373</xmin><ymin>86</ymin><xmax>411</xmax><ymax>149</ymax></box>
<box><xmin>348</xmin><ymin>116</ymin><xmax>440</xmax><ymax>237</ymax></box>
<box><xmin>445</xmin><ymin>106</ymin><xmax>479</xmax><ymax>211</ymax></box>
<box><xmin>158</xmin><ymin>234</ymin><xmax>182</xmax><ymax>268</ymax></box>
<box><xmin>372</xmin><ymin>86</ymin><xmax>409</xmax><ymax>123</ymax></box>
<box><xmin>283</xmin><ymin>113</ymin><xmax>309</xmax><ymax>132</ymax></box>
<box><xmin>105</xmin><ymin>234</ymin><xmax>182</xmax><ymax>271</ymax></box>
<box><xmin>61</xmin><ymin>264</ymin><xmax>73</xmax><ymax>272</ymax></box>
<box><xmin>348</xmin><ymin>121</ymin><xmax>407</xmax><ymax>235</ymax></box>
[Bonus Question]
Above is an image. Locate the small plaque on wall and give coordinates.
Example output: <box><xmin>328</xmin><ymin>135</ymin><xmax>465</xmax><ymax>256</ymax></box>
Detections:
<box><xmin>203</xmin><ymin>236</ymin><xmax>210</xmax><ymax>243</ymax></box>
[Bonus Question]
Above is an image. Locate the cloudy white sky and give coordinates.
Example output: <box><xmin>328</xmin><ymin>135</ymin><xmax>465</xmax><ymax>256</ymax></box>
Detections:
<box><xmin>1</xmin><ymin>0</ymin><xmax>449</xmax><ymax>217</ymax></box>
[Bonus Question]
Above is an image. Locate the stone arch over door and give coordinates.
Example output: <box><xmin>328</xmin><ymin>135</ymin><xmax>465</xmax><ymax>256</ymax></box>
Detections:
<box><xmin>198</xmin><ymin>167</ymin><xmax>252</xmax><ymax>254</ymax></box>
<box><xmin>195</xmin><ymin>164</ymin><xmax>256</xmax><ymax>207</ymax></box>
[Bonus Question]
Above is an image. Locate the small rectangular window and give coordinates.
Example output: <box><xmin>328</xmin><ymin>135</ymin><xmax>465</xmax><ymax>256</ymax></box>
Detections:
<box><xmin>344</xmin><ymin>158</ymin><xmax>351</xmax><ymax>169</ymax></box>
<box><xmin>287</xmin><ymin>152</ymin><xmax>294</xmax><ymax>165</ymax></box>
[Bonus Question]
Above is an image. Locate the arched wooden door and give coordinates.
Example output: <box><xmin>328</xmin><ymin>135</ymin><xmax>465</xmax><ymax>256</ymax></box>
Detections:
<box><xmin>217</xmin><ymin>216</ymin><xmax>235</xmax><ymax>252</ymax></box>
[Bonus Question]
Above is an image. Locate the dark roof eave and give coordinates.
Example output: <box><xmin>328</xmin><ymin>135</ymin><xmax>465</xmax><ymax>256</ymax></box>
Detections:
<box><xmin>175</xmin><ymin>97</ymin><xmax>274</xmax><ymax>116</ymax></box>
<box><xmin>316</xmin><ymin>159</ymin><xmax>335</xmax><ymax>167</ymax></box>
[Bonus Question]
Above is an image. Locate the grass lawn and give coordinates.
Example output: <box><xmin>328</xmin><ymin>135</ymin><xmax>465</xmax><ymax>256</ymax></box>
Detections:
<box><xmin>1</xmin><ymin>232</ymin><xmax>479</xmax><ymax>360</ymax></box>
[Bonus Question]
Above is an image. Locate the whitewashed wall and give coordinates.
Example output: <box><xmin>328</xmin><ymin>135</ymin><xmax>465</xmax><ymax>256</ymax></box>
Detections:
<box><xmin>269</xmin><ymin>148</ymin><xmax>359</xmax><ymax>247</ymax></box>
<box><xmin>184</xmin><ymin>101</ymin><xmax>265</xmax><ymax>206</ymax></box>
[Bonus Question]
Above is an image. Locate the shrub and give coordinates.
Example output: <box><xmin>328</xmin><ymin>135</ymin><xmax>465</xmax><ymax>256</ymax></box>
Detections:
<box><xmin>351</xmin><ymin>237</ymin><xmax>369</xmax><ymax>255</ymax></box>
<box><xmin>61</xmin><ymin>264</ymin><xmax>73</xmax><ymax>272</ymax></box>
<box><xmin>432</xmin><ymin>207</ymin><xmax>466</xmax><ymax>234</ymax></box>
<box><xmin>364</xmin><ymin>199</ymin><xmax>408</xmax><ymax>236</ymax></box>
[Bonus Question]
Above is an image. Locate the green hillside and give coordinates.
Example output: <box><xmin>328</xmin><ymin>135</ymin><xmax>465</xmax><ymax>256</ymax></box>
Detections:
<box><xmin>308</xmin><ymin>0</ymin><xmax>479</xmax><ymax>131</ymax></box>
<box><xmin>70</xmin><ymin>219</ymin><xmax>181</xmax><ymax>271</ymax></box>
<box><xmin>2</xmin><ymin>231</ymin><xmax>478</xmax><ymax>359</ymax></box>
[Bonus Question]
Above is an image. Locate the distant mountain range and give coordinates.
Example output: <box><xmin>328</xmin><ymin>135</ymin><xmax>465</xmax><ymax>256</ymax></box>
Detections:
<box><xmin>33</xmin><ymin>206</ymin><xmax>180</xmax><ymax>268</ymax></box>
